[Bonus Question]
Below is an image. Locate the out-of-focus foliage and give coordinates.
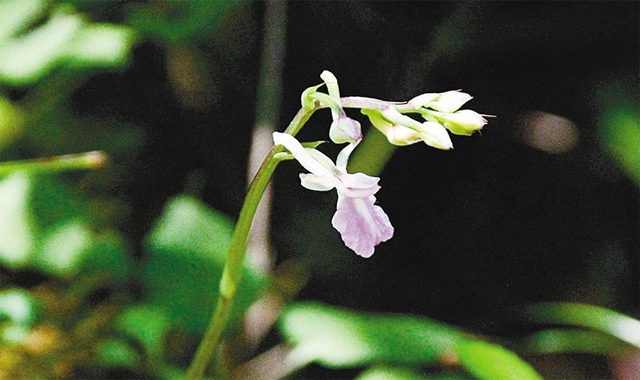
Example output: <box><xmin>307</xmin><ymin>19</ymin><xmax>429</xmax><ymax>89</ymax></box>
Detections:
<box><xmin>600</xmin><ymin>108</ymin><xmax>640</xmax><ymax>184</ymax></box>
<box><xmin>0</xmin><ymin>173</ymin><xmax>131</xmax><ymax>279</ymax></box>
<box><xmin>125</xmin><ymin>0</ymin><xmax>243</xmax><ymax>44</ymax></box>
<box><xmin>523</xmin><ymin>302</ymin><xmax>640</xmax><ymax>348</ymax></box>
<box><xmin>454</xmin><ymin>340</ymin><xmax>543</xmax><ymax>380</ymax></box>
<box><xmin>0</xmin><ymin>0</ymin><xmax>637</xmax><ymax>379</ymax></box>
<box><xmin>355</xmin><ymin>366</ymin><xmax>470</xmax><ymax>380</ymax></box>
<box><xmin>0</xmin><ymin>0</ymin><xmax>135</xmax><ymax>86</ymax></box>
<box><xmin>143</xmin><ymin>194</ymin><xmax>264</xmax><ymax>335</ymax></box>
<box><xmin>280</xmin><ymin>302</ymin><xmax>545</xmax><ymax>380</ymax></box>
<box><xmin>281</xmin><ymin>302</ymin><xmax>463</xmax><ymax>368</ymax></box>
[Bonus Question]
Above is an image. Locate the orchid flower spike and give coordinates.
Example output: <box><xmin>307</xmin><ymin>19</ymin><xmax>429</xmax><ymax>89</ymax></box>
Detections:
<box><xmin>273</xmin><ymin>132</ymin><xmax>393</xmax><ymax>258</ymax></box>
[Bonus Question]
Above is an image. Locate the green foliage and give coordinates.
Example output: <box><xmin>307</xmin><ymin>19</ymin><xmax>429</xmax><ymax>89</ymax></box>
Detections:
<box><xmin>280</xmin><ymin>302</ymin><xmax>464</xmax><ymax>368</ymax></box>
<box><xmin>599</xmin><ymin>107</ymin><xmax>640</xmax><ymax>184</ymax></box>
<box><xmin>356</xmin><ymin>366</ymin><xmax>471</xmax><ymax>380</ymax></box>
<box><xmin>0</xmin><ymin>172</ymin><xmax>131</xmax><ymax>279</ymax></box>
<box><xmin>143</xmin><ymin>194</ymin><xmax>263</xmax><ymax>335</ymax></box>
<box><xmin>0</xmin><ymin>288</ymin><xmax>39</xmax><ymax>326</ymax></box>
<box><xmin>522</xmin><ymin>329</ymin><xmax>630</xmax><ymax>355</ymax></box>
<box><xmin>0</xmin><ymin>0</ymin><xmax>135</xmax><ymax>86</ymax></box>
<box><xmin>95</xmin><ymin>338</ymin><xmax>141</xmax><ymax>370</ymax></box>
<box><xmin>126</xmin><ymin>0</ymin><xmax>244</xmax><ymax>44</ymax></box>
<box><xmin>0</xmin><ymin>288</ymin><xmax>40</xmax><ymax>345</ymax></box>
<box><xmin>523</xmin><ymin>302</ymin><xmax>640</xmax><ymax>348</ymax></box>
<box><xmin>455</xmin><ymin>340</ymin><xmax>544</xmax><ymax>380</ymax></box>
<box><xmin>115</xmin><ymin>304</ymin><xmax>170</xmax><ymax>363</ymax></box>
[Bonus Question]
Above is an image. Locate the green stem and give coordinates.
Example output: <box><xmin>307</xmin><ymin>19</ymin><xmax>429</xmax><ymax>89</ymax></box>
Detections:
<box><xmin>184</xmin><ymin>107</ymin><xmax>316</xmax><ymax>380</ymax></box>
<box><xmin>0</xmin><ymin>150</ymin><xmax>108</xmax><ymax>176</ymax></box>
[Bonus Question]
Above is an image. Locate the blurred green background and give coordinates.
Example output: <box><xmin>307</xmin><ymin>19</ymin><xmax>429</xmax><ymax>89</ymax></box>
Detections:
<box><xmin>0</xmin><ymin>1</ymin><xmax>638</xmax><ymax>379</ymax></box>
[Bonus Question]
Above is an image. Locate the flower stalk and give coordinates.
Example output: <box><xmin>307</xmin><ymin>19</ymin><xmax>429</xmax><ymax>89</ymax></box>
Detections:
<box><xmin>184</xmin><ymin>106</ymin><xmax>317</xmax><ymax>380</ymax></box>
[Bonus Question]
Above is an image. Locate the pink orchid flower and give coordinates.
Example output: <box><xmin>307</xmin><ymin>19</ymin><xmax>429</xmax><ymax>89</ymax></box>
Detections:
<box><xmin>273</xmin><ymin>132</ymin><xmax>393</xmax><ymax>258</ymax></box>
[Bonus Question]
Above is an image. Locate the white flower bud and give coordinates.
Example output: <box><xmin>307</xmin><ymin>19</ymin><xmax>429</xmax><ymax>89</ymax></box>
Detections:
<box><xmin>417</xmin><ymin>122</ymin><xmax>454</xmax><ymax>150</ymax></box>
<box><xmin>428</xmin><ymin>91</ymin><xmax>473</xmax><ymax>113</ymax></box>
<box><xmin>329</xmin><ymin>115</ymin><xmax>362</xmax><ymax>144</ymax></box>
<box><xmin>440</xmin><ymin>109</ymin><xmax>487</xmax><ymax>136</ymax></box>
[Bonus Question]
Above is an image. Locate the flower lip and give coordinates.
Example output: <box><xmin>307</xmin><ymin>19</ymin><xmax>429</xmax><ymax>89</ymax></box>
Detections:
<box><xmin>273</xmin><ymin>131</ymin><xmax>393</xmax><ymax>257</ymax></box>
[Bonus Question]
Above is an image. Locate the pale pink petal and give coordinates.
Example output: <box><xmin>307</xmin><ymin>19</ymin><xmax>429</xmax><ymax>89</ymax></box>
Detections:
<box><xmin>331</xmin><ymin>194</ymin><xmax>394</xmax><ymax>258</ymax></box>
<box><xmin>337</xmin><ymin>172</ymin><xmax>380</xmax><ymax>198</ymax></box>
<box><xmin>299</xmin><ymin>173</ymin><xmax>335</xmax><ymax>192</ymax></box>
<box><xmin>329</xmin><ymin>115</ymin><xmax>362</xmax><ymax>144</ymax></box>
<box><xmin>273</xmin><ymin>132</ymin><xmax>335</xmax><ymax>177</ymax></box>
<box><xmin>336</xmin><ymin>140</ymin><xmax>360</xmax><ymax>172</ymax></box>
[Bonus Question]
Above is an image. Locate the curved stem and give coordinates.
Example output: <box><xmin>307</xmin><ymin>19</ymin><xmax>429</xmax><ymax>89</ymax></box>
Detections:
<box><xmin>185</xmin><ymin>107</ymin><xmax>316</xmax><ymax>380</ymax></box>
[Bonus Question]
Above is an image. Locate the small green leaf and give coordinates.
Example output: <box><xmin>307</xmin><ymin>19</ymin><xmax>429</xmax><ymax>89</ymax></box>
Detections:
<box><xmin>455</xmin><ymin>340</ymin><xmax>544</xmax><ymax>380</ymax></box>
<box><xmin>143</xmin><ymin>194</ymin><xmax>263</xmax><ymax>335</ymax></box>
<box><xmin>280</xmin><ymin>302</ymin><xmax>463</xmax><ymax>368</ymax></box>
<box><xmin>301</xmin><ymin>140</ymin><xmax>327</xmax><ymax>149</ymax></box>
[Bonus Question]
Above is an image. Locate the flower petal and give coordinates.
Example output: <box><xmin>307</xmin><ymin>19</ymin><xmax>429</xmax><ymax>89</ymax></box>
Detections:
<box><xmin>336</xmin><ymin>140</ymin><xmax>360</xmax><ymax>172</ymax></box>
<box><xmin>337</xmin><ymin>172</ymin><xmax>380</xmax><ymax>198</ymax></box>
<box><xmin>299</xmin><ymin>173</ymin><xmax>335</xmax><ymax>192</ymax></box>
<box><xmin>331</xmin><ymin>194</ymin><xmax>394</xmax><ymax>258</ymax></box>
<box><xmin>273</xmin><ymin>132</ymin><xmax>336</xmax><ymax>177</ymax></box>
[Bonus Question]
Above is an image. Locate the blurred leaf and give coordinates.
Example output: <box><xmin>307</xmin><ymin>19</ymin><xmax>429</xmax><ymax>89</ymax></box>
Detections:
<box><xmin>64</xmin><ymin>24</ymin><xmax>136</xmax><ymax>69</ymax></box>
<box><xmin>599</xmin><ymin>108</ymin><xmax>640</xmax><ymax>184</ymax></box>
<box><xmin>0</xmin><ymin>4</ymin><xmax>135</xmax><ymax>86</ymax></box>
<box><xmin>0</xmin><ymin>95</ymin><xmax>25</xmax><ymax>149</ymax></box>
<box><xmin>455</xmin><ymin>340</ymin><xmax>544</xmax><ymax>380</ymax></box>
<box><xmin>0</xmin><ymin>172</ymin><xmax>83</xmax><ymax>271</ymax></box>
<box><xmin>523</xmin><ymin>302</ymin><xmax>640</xmax><ymax>348</ymax></box>
<box><xmin>115</xmin><ymin>304</ymin><xmax>170</xmax><ymax>362</ymax></box>
<box><xmin>356</xmin><ymin>366</ymin><xmax>471</xmax><ymax>380</ymax></box>
<box><xmin>522</xmin><ymin>328</ymin><xmax>630</xmax><ymax>355</ymax></box>
<box><xmin>0</xmin><ymin>172</ymin><xmax>131</xmax><ymax>278</ymax></box>
<box><xmin>0</xmin><ymin>288</ymin><xmax>39</xmax><ymax>326</ymax></box>
<box><xmin>0</xmin><ymin>0</ymin><xmax>48</xmax><ymax>41</ymax></box>
<box><xmin>0</xmin><ymin>324</ymin><xmax>31</xmax><ymax>345</ymax></box>
<box><xmin>79</xmin><ymin>231</ymin><xmax>132</xmax><ymax>282</ymax></box>
<box><xmin>143</xmin><ymin>194</ymin><xmax>263</xmax><ymax>335</ymax></box>
<box><xmin>0</xmin><ymin>7</ymin><xmax>81</xmax><ymax>86</ymax></box>
<box><xmin>280</xmin><ymin>302</ymin><xmax>463</xmax><ymax>368</ymax></box>
<box><xmin>96</xmin><ymin>337</ymin><xmax>140</xmax><ymax>369</ymax></box>
<box><xmin>36</xmin><ymin>218</ymin><xmax>92</xmax><ymax>277</ymax></box>
<box><xmin>0</xmin><ymin>173</ymin><xmax>35</xmax><ymax>267</ymax></box>
<box><xmin>126</xmin><ymin>0</ymin><xmax>244</xmax><ymax>44</ymax></box>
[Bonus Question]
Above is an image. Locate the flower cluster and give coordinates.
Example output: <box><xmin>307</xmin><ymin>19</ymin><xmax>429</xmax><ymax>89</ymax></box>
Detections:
<box><xmin>274</xmin><ymin>71</ymin><xmax>488</xmax><ymax>258</ymax></box>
